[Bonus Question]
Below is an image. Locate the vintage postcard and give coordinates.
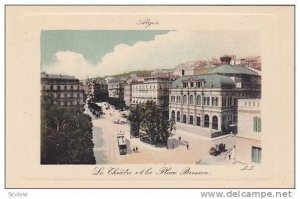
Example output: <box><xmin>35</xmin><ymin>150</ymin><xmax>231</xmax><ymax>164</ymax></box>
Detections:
<box><xmin>5</xmin><ymin>6</ymin><xmax>294</xmax><ymax>188</ymax></box>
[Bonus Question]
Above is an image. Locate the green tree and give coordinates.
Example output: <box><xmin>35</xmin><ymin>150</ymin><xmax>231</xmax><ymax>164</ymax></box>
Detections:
<box><xmin>140</xmin><ymin>101</ymin><xmax>159</xmax><ymax>143</ymax></box>
<box><xmin>128</xmin><ymin>100</ymin><xmax>174</xmax><ymax>146</ymax></box>
<box><xmin>127</xmin><ymin>104</ymin><xmax>142</xmax><ymax>137</ymax></box>
<box><xmin>41</xmin><ymin>93</ymin><xmax>96</xmax><ymax>164</ymax></box>
<box><xmin>169</xmin><ymin>118</ymin><xmax>176</xmax><ymax>137</ymax></box>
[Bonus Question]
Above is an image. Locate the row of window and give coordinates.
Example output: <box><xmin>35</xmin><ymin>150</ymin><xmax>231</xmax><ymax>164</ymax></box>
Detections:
<box><xmin>43</xmin><ymin>85</ymin><xmax>80</xmax><ymax>91</ymax></box>
<box><xmin>132</xmin><ymin>84</ymin><xmax>170</xmax><ymax>90</ymax></box>
<box><xmin>171</xmin><ymin>95</ymin><xmax>237</xmax><ymax>107</ymax></box>
<box><xmin>182</xmin><ymin>81</ymin><xmax>205</xmax><ymax>88</ymax></box>
<box><xmin>170</xmin><ymin>95</ymin><xmax>220</xmax><ymax>106</ymax></box>
<box><xmin>52</xmin><ymin>92</ymin><xmax>82</xmax><ymax>98</ymax></box>
<box><xmin>53</xmin><ymin>100</ymin><xmax>81</xmax><ymax>106</ymax></box>
<box><xmin>171</xmin><ymin>111</ymin><xmax>219</xmax><ymax>130</ymax></box>
<box><xmin>244</xmin><ymin>101</ymin><xmax>260</xmax><ymax>107</ymax></box>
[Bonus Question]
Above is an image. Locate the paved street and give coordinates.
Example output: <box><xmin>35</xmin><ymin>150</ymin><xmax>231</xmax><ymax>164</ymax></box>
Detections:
<box><xmin>85</xmin><ymin>102</ymin><xmax>237</xmax><ymax>164</ymax></box>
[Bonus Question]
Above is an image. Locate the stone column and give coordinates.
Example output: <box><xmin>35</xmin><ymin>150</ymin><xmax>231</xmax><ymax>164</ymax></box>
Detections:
<box><xmin>218</xmin><ymin>115</ymin><xmax>222</xmax><ymax>131</ymax></box>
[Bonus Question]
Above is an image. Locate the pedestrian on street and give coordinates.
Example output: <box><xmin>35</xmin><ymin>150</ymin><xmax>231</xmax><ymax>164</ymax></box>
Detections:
<box><xmin>178</xmin><ymin>136</ymin><xmax>181</xmax><ymax>142</ymax></box>
<box><xmin>231</xmin><ymin>145</ymin><xmax>236</xmax><ymax>162</ymax></box>
<box><xmin>172</xmin><ymin>144</ymin><xmax>175</xmax><ymax>149</ymax></box>
<box><xmin>132</xmin><ymin>146</ymin><xmax>135</xmax><ymax>152</ymax></box>
<box><xmin>135</xmin><ymin>146</ymin><xmax>138</xmax><ymax>152</ymax></box>
<box><xmin>186</xmin><ymin>142</ymin><xmax>189</xmax><ymax>150</ymax></box>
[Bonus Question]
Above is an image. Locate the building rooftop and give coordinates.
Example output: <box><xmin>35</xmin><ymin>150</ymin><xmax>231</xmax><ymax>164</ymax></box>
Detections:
<box><xmin>207</xmin><ymin>64</ymin><xmax>258</xmax><ymax>76</ymax></box>
<box><xmin>41</xmin><ymin>72</ymin><xmax>78</xmax><ymax>80</ymax></box>
<box><xmin>172</xmin><ymin>73</ymin><xmax>235</xmax><ymax>89</ymax></box>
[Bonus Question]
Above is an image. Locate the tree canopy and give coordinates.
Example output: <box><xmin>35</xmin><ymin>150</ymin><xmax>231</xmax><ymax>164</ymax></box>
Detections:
<box><xmin>41</xmin><ymin>94</ymin><xmax>96</xmax><ymax>164</ymax></box>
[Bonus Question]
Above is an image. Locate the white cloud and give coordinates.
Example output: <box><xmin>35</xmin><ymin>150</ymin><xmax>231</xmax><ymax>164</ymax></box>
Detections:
<box><xmin>43</xmin><ymin>30</ymin><xmax>260</xmax><ymax>79</ymax></box>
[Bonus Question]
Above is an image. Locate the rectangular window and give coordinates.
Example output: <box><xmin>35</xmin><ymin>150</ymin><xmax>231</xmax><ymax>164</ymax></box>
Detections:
<box><xmin>253</xmin><ymin>117</ymin><xmax>261</xmax><ymax>132</ymax></box>
<box><xmin>190</xmin><ymin>82</ymin><xmax>194</xmax><ymax>87</ymax></box>
<box><xmin>189</xmin><ymin>116</ymin><xmax>193</xmax><ymax>125</ymax></box>
<box><xmin>251</xmin><ymin>146</ymin><xmax>262</xmax><ymax>163</ymax></box>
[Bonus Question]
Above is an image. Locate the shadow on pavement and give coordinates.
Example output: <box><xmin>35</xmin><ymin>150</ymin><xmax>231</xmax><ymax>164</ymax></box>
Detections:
<box><xmin>92</xmin><ymin>126</ymin><xmax>109</xmax><ymax>164</ymax></box>
<box><xmin>125</xmin><ymin>139</ymin><xmax>133</xmax><ymax>154</ymax></box>
<box><xmin>167</xmin><ymin>137</ymin><xmax>187</xmax><ymax>149</ymax></box>
<box><xmin>92</xmin><ymin>127</ymin><xmax>106</xmax><ymax>148</ymax></box>
<box><xmin>94</xmin><ymin>150</ymin><xmax>109</xmax><ymax>164</ymax></box>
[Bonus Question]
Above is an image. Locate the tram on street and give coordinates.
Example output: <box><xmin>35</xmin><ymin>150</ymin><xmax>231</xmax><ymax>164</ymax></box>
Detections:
<box><xmin>117</xmin><ymin>131</ymin><xmax>127</xmax><ymax>155</ymax></box>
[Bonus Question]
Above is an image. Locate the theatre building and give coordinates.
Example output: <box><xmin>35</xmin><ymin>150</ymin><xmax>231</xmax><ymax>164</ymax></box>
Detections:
<box><xmin>168</xmin><ymin>59</ymin><xmax>261</xmax><ymax>138</ymax></box>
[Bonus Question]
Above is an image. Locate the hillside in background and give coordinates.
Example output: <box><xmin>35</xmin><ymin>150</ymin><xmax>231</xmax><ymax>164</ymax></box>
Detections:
<box><xmin>85</xmin><ymin>70</ymin><xmax>153</xmax><ymax>82</ymax></box>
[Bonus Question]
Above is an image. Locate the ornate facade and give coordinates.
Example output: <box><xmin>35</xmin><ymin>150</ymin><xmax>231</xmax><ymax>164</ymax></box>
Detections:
<box><xmin>169</xmin><ymin>64</ymin><xmax>261</xmax><ymax>136</ymax></box>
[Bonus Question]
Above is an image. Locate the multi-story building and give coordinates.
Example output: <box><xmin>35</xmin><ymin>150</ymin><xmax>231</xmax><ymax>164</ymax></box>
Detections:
<box><xmin>236</xmin><ymin>56</ymin><xmax>261</xmax><ymax>70</ymax></box>
<box><xmin>235</xmin><ymin>98</ymin><xmax>261</xmax><ymax>164</ymax></box>
<box><xmin>124</xmin><ymin>84</ymin><xmax>132</xmax><ymax>107</ymax></box>
<box><xmin>108</xmin><ymin>79</ymin><xmax>126</xmax><ymax>99</ymax></box>
<box><xmin>41</xmin><ymin>72</ymin><xmax>85</xmax><ymax>107</ymax></box>
<box><xmin>86</xmin><ymin>80</ymin><xmax>108</xmax><ymax>101</ymax></box>
<box><xmin>168</xmin><ymin>58</ymin><xmax>261</xmax><ymax>137</ymax></box>
<box><xmin>131</xmin><ymin>76</ymin><xmax>174</xmax><ymax>111</ymax></box>
<box><xmin>123</xmin><ymin>76</ymin><xmax>147</xmax><ymax>107</ymax></box>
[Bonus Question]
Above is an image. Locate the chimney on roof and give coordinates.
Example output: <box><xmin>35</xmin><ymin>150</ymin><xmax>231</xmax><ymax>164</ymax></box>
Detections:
<box><xmin>220</xmin><ymin>55</ymin><xmax>232</xmax><ymax>65</ymax></box>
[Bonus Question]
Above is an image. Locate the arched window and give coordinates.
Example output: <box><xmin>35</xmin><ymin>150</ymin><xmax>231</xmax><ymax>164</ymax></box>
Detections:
<box><xmin>177</xmin><ymin>111</ymin><xmax>180</xmax><ymax>122</ymax></box>
<box><xmin>196</xmin><ymin>117</ymin><xmax>201</xmax><ymax>126</ymax></box>
<box><xmin>212</xmin><ymin>116</ymin><xmax>218</xmax><ymax>130</ymax></box>
<box><xmin>183</xmin><ymin>114</ymin><xmax>187</xmax><ymax>123</ymax></box>
<box><xmin>216</xmin><ymin>97</ymin><xmax>219</xmax><ymax>106</ymax></box>
<box><xmin>171</xmin><ymin>110</ymin><xmax>175</xmax><ymax>119</ymax></box>
<box><xmin>196</xmin><ymin>95</ymin><xmax>201</xmax><ymax>105</ymax></box>
<box><xmin>207</xmin><ymin>97</ymin><xmax>210</xmax><ymax>106</ymax></box>
<box><xmin>204</xmin><ymin>115</ymin><xmax>209</xmax><ymax>128</ymax></box>
<box><xmin>183</xmin><ymin>95</ymin><xmax>187</xmax><ymax>104</ymax></box>
<box><xmin>189</xmin><ymin>95</ymin><xmax>194</xmax><ymax>104</ymax></box>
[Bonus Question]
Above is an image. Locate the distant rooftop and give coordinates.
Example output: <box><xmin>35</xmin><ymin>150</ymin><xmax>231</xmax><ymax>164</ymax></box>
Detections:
<box><xmin>172</xmin><ymin>73</ymin><xmax>235</xmax><ymax>89</ymax></box>
<box><xmin>207</xmin><ymin>64</ymin><xmax>258</xmax><ymax>76</ymax></box>
<box><xmin>41</xmin><ymin>72</ymin><xmax>78</xmax><ymax>80</ymax></box>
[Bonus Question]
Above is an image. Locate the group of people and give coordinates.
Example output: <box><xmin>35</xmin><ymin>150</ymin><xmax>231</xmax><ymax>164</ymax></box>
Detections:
<box><xmin>87</xmin><ymin>102</ymin><xmax>102</xmax><ymax>118</ymax></box>
<box><xmin>132</xmin><ymin>146</ymin><xmax>139</xmax><ymax>152</ymax></box>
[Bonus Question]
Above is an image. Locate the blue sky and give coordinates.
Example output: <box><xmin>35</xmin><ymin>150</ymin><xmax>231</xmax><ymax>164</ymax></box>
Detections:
<box><xmin>41</xmin><ymin>30</ymin><xmax>170</xmax><ymax>67</ymax></box>
<box><xmin>41</xmin><ymin>30</ymin><xmax>260</xmax><ymax>79</ymax></box>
